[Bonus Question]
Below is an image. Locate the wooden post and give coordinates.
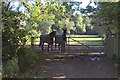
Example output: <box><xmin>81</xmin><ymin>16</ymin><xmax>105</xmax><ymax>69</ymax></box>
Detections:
<box><xmin>31</xmin><ymin>37</ymin><xmax>34</xmax><ymax>48</ymax></box>
<box><xmin>118</xmin><ymin>29</ymin><xmax>120</xmax><ymax>59</ymax></box>
<box><xmin>105</xmin><ymin>36</ymin><xmax>118</xmax><ymax>59</ymax></box>
<box><xmin>68</xmin><ymin>37</ymin><xmax>70</xmax><ymax>51</ymax></box>
<box><xmin>105</xmin><ymin>37</ymin><xmax>113</xmax><ymax>58</ymax></box>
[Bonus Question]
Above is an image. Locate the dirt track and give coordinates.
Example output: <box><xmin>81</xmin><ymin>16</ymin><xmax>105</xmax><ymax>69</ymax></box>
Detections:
<box><xmin>34</xmin><ymin>54</ymin><xmax>118</xmax><ymax>78</ymax></box>
<box><xmin>33</xmin><ymin>45</ymin><xmax>118</xmax><ymax>78</ymax></box>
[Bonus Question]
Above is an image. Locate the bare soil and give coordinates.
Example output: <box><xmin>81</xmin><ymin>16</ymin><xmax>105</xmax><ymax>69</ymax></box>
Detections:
<box><xmin>33</xmin><ymin>54</ymin><xmax>118</xmax><ymax>78</ymax></box>
<box><xmin>16</xmin><ymin>46</ymin><xmax>118</xmax><ymax>78</ymax></box>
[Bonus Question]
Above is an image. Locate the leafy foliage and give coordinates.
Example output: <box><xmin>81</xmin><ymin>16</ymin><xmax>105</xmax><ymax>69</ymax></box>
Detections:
<box><xmin>2</xmin><ymin>57</ymin><xmax>18</xmax><ymax>78</ymax></box>
<box><xmin>2</xmin><ymin>2</ymin><xmax>28</xmax><ymax>61</ymax></box>
<box><xmin>2</xmin><ymin>47</ymin><xmax>38</xmax><ymax>78</ymax></box>
<box><xmin>95</xmin><ymin>2</ymin><xmax>118</xmax><ymax>33</ymax></box>
<box><xmin>83</xmin><ymin>2</ymin><xmax>119</xmax><ymax>35</ymax></box>
<box><xmin>57</xmin><ymin>18</ymin><xmax>75</xmax><ymax>34</ymax></box>
<box><xmin>22</xmin><ymin>2</ymin><xmax>67</xmax><ymax>34</ymax></box>
<box><xmin>2</xmin><ymin>2</ymin><xmax>40</xmax><ymax>76</ymax></box>
<box><xmin>3</xmin><ymin>1</ymin><xmax>119</xmax><ymax>78</ymax></box>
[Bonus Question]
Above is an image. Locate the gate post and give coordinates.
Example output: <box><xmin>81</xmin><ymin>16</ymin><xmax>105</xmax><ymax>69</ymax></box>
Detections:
<box><xmin>104</xmin><ymin>35</ymin><xmax>118</xmax><ymax>59</ymax></box>
<box><xmin>68</xmin><ymin>37</ymin><xmax>70</xmax><ymax>51</ymax></box>
<box><xmin>31</xmin><ymin>37</ymin><xmax>35</xmax><ymax>48</ymax></box>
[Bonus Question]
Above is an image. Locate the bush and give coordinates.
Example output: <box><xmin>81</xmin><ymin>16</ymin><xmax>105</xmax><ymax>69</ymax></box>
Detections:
<box><xmin>2</xmin><ymin>42</ymin><xmax>17</xmax><ymax>62</ymax></box>
<box><xmin>118</xmin><ymin>58</ymin><xmax>120</xmax><ymax>64</ymax></box>
<box><xmin>2</xmin><ymin>57</ymin><xmax>19</xmax><ymax>78</ymax></box>
<box><xmin>2</xmin><ymin>47</ymin><xmax>38</xmax><ymax>78</ymax></box>
<box><xmin>17</xmin><ymin>47</ymin><xmax>36</xmax><ymax>72</ymax></box>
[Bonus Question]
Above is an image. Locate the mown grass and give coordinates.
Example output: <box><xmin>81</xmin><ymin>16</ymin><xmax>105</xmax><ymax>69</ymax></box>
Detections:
<box><xmin>34</xmin><ymin>35</ymin><xmax>104</xmax><ymax>45</ymax></box>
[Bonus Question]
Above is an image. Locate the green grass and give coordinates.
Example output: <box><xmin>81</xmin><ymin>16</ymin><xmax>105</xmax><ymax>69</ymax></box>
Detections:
<box><xmin>67</xmin><ymin>35</ymin><xmax>100</xmax><ymax>37</ymax></box>
<box><xmin>66</xmin><ymin>35</ymin><xmax>104</xmax><ymax>45</ymax></box>
<box><xmin>33</xmin><ymin>35</ymin><xmax>105</xmax><ymax>45</ymax></box>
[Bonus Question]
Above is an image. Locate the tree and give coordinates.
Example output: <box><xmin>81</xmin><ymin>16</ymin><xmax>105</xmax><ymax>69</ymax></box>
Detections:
<box><xmin>2</xmin><ymin>2</ymin><xmax>29</xmax><ymax>61</ymax></box>
<box><xmin>81</xmin><ymin>1</ymin><xmax>119</xmax><ymax>35</ymax></box>
<box><xmin>41</xmin><ymin>20</ymin><xmax>55</xmax><ymax>34</ymax></box>
<box><xmin>22</xmin><ymin>1</ymin><xmax>69</xmax><ymax>34</ymax></box>
<box><xmin>61</xmin><ymin>2</ymin><xmax>97</xmax><ymax>34</ymax></box>
<box><xmin>94</xmin><ymin>2</ymin><xmax>118</xmax><ymax>35</ymax></box>
<box><xmin>58</xmin><ymin>18</ymin><xmax>75</xmax><ymax>34</ymax></box>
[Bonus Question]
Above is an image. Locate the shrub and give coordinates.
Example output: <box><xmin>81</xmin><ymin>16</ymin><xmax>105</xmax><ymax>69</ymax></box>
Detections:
<box><xmin>2</xmin><ymin>47</ymin><xmax>38</xmax><ymax>78</ymax></box>
<box><xmin>17</xmin><ymin>47</ymin><xmax>36</xmax><ymax>72</ymax></box>
<box><xmin>2</xmin><ymin>57</ymin><xmax>19</xmax><ymax>78</ymax></box>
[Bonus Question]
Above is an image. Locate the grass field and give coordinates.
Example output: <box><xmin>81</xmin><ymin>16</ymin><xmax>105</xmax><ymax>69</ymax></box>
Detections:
<box><xmin>66</xmin><ymin>35</ymin><xmax>104</xmax><ymax>45</ymax></box>
<box><xmin>34</xmin><ymin>35</ymin><xmax>105</xmax><ymax>46</ymax></box>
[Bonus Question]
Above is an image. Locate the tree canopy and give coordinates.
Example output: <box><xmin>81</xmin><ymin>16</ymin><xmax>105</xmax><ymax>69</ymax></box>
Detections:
<box><xmin>2</xmin><ymin>1</ymin><xmax>120</xmax><ymax>77</ymax></box>
<box><xmin>81</xmin><ymin>1</ymin><xmax>119</xmax><ymax>35</ymax></box>
<box><xmin>2</xmin><ymin>1</ymin><xmax>119</xmax><ymax>60</ymax></box>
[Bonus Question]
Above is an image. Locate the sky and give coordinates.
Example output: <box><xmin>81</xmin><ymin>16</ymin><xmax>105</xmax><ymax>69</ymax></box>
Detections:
<box><xmin>72</xmin><ymin>0</ymin><xmax>97</xmax><ymax>15</ymax></box>
<box><xmin>74</xmin><ymin>0</ymin><xmax>97</xmax><ymax>8</ymax></box>
<box><xmin>73</xmin><ymin>0</ymin><xmax>91</xmax><ymax>8</ymax></box>
<box><xmin>12</xmin><ymin>0</ymin><xmax>97</xmax><ymax>8</ymax></box>
<box><xmin>11</xmin><ymin>0</ymin><xmax>97</xmax><ymax>14</ymax></box>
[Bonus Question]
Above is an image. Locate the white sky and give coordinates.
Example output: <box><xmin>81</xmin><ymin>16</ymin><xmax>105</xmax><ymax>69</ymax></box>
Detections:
<box><xmin>72</xmin><ymin>0</ymin><xmax>97</xmax><ymax>15</ymax></box>
<box><xmin>11</xmin><ymin>0</ymin><xmax>97</xmax><ymax>13</ymax></box>
<box><xmin>73</xmin><ymin>0</ymin><xmax>97</xmax><ymax>8</ymax></box>
<box><xmin>73</xmin><ymin>0</ymin><xmax>90</xmax><ymax>8</ymax></box>
<box><xmin>13</xmin><ymin>0</ymin><xmax>96</xmax><ymax>8</ymax></box>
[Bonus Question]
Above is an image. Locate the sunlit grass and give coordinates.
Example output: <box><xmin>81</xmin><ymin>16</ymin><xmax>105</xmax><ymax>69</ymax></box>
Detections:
<box><xmin>67</xmin><ymin>35</ymin><xmax>100</xmax><ymax>37</ymax></box>
<box><xmin>67</xmin><ymin>38</ymin><xmax>103</xmax><ymax>41</ymax></box>
<box><xmin>34</xmin><ymin>35</ymin><xmax>104</xmax><ymax>45</ymax></box>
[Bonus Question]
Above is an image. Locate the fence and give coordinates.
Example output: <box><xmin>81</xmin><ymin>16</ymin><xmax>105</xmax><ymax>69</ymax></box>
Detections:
<box><xmin>32</xmin><ymin>35</ymin><xmax>105</xmax><ymax>54</ymax></box>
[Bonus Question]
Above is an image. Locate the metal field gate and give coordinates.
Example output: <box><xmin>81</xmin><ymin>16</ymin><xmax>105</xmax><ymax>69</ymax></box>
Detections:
<box><xmin>33</xmin><ymin>35</ymin><xmax>105</xmax><ymax>54</ymax></box>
